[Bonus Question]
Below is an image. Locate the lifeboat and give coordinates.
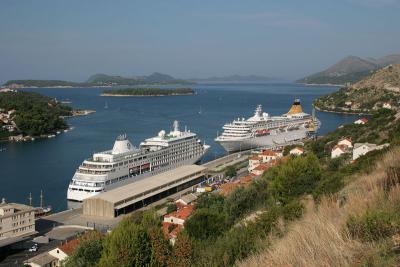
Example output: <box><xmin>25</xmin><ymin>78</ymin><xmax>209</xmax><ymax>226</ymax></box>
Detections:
<box><xmin>255</xmin><ymin>129</ymin><xmax>270</xmax><ymax>136</ymax></box>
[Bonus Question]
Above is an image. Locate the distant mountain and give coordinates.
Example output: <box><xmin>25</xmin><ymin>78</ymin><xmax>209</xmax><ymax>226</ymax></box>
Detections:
<box><xmin>3</xmin><ymin>80</ymin><xmax>85</xmax><ymax>87</ymax></box>
<box><xmin>191</xmin><ymin>74</ymin><xmax>274</xmax><ymax>82</ymax></box>
<box><xmin>87</xmin><ymin>72</ymin><xmax>193</xmax><ymax>85</ymax></box>
<box><xmin>3</xmin><ymin>73</ymin><xmax>193</xmax><ymax>88</ymax></box>
<box><xmin>297</xmin><ymin>54</ymin><xmax>400</xmax><ymax>85</ymax></box>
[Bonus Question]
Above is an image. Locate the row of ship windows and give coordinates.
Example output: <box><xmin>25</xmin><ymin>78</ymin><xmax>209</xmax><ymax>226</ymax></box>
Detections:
<box><xmin>84</xmin><ymin>142</ymin><xmax>197</xmax><ymax>169</ymax></box>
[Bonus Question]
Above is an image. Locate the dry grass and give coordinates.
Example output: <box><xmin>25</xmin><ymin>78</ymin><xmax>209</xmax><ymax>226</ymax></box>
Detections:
<box><xmin>239</xmin><ymin>147</ymin><xmax>400</xmax><ymax>267</ymax></box>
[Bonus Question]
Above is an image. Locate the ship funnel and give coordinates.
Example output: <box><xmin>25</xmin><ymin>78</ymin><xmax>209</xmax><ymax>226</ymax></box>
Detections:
<box><xmin>287</xmin><ymin>98</ymin><xmax>303</xmax><ymax>115</ymax></box>
<box><xmin>112</xmin><ymin>134</ymin><xmax>134</xmax><ymax>154</ymax></box>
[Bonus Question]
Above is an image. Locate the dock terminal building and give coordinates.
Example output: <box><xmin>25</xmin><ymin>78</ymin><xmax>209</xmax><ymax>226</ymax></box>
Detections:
<box><xmin>83</xmin><ymin>165</ymin><xmax>206</xmax><ymax>218</ymax></box>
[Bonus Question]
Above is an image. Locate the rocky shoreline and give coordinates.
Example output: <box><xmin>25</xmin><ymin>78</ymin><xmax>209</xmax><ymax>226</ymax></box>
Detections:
<box><xmin>100</xmin><ymin>93</ymin><xmax>194</xmax><ymax>97</ymax></box>
<box><xmin>314</xmin><ymin>105</ymin><xmax>372</xmax><ymax>115</ymax></box>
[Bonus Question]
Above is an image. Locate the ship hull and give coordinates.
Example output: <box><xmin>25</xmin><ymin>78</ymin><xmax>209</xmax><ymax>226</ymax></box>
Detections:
<box><xmin>216</xmin><ymin>128</ymin><xmax>308</xmax><ymax>153</ymax></box>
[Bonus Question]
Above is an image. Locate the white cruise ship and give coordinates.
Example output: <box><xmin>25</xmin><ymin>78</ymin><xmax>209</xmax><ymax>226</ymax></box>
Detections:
<box><xmin>67</xmin><ymin>121</ymin><xmax>210</xmax><ymax>202</ymax></box>
<box><xmin>215</xmin><ymin>99</ymin><xmax>320</xmax><ymax>152</ymax></box>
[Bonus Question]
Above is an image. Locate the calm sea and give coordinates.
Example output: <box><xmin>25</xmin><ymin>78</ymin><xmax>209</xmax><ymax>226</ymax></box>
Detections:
<box><xmin>0</xmin><ymin>83</ymin><xmax>360</xmax><ymax>211</ymax></box>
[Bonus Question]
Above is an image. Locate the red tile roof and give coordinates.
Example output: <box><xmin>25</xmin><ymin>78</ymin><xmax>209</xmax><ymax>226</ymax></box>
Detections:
<box><xmin>261</xmin><ymin>149</ymin><xmax>277</xmax><ymax>156</ymax></box>
<box><xmin>58</xmin><ymin>238</ymin><xmax>80</xmax><ymax>256</ymax></box>
<box><xmin>254</xmin><ymin>164</ymin><xmax>269</xmax><ymax>171</ymax></box>
<box><xmin>162</xmin><ymin>222</ymin><xmax>183</xmax><ymax>238</ymax></box>
<box><xmin>249</xmin><ymin>155</ymin><xmax>262</xmax><ymax>161</ymax></box>
<box><xmin>340</xmin><ymin>137</ymin><xmax>352</xmax><ymax>143</ymax></box>
<box><xmin>219</xmin><ymin>182</ymin><xmax>241</xmax><ymax>196</ymax></box>
<box><xmin>164</xmin><ymin>205</ymin><xmax>194</xmax><ymax>220</ymax></box>
<box><xmin>332</xmin><ymin>144</ymin><xmax>348</xmax><ymax>152</ymax></box>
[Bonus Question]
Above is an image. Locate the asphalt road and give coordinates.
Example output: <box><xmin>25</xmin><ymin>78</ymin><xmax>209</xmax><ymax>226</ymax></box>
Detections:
<box><xmin>0</xmin><ymin>239</ymin><xmax>61</xmax><ymax>267</ymax></box>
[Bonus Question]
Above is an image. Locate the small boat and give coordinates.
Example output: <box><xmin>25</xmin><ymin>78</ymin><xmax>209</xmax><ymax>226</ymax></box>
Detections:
<box><xmin>29</xmin><ymin>191</ymin><xmax>52</xmax><ymax>218</ymax></box>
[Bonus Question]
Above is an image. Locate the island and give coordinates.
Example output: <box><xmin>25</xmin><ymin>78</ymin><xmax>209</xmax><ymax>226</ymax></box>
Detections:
<box><xmin>3</xmin><ymin>72</ymin><xmax>194</xmax><ymax>88</ymax></box>
<box><xmin>0</xmin><ymin>90</ymin><xmax>93</xmax><ymax>142</ymax></box>
<box><xmin>101</xmin><ymin>88</ymin><xmax>195</xmax><ymax>97</ymax></box>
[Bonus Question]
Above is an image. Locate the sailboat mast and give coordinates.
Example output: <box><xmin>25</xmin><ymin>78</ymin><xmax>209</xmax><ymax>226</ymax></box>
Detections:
<box><xmin>28</xmin><ymin>193</ymin><xmax>32</xmax><ymax>206</ymax></box>
<box><xmin>40</xmin><ymin>190</ymin><xmax>43</xmax><ymax>208</ymax></box>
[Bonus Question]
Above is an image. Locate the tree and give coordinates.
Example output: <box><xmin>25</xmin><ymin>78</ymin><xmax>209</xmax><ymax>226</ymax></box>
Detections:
<box><xmin>172</xmin><ymin>233</ymin><xmax>193</xmax><ymax>267</ymax></box>
<box><xmin>99</xmin><ymin>219</ymin><xmax>153</xmax><ymax>267</ymax></box>
<box><xmin>225</xmin><ymin>165</ymin><xmax>237</xmax><ymax>178</ymax></box>
<box><xmin>185</xmin><ymin>208</ymin><xmax>227</xmax><ymax>240</ymax></box>
<box><xmin>266</xmin><ymin>153</ymin><xmax>322</xmax><ymax>204</ymax></box>
<box><xmin>166</xmin><ymin>203</ymin><xmax>177</xmax><ymax>214</ymax></box>
<box><xmin>64</xmin><ymin>231</ymin><xmax>103</xmax><ymax>267</ymax></box>
<box><xmin>147</xmin><ymin>227</ymin><xmax>173</xmax><ymax>267</ymax></box>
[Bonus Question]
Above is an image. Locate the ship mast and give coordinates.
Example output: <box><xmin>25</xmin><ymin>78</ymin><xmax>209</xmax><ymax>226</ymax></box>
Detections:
<box><xmin>312</xmin><ymin>106</ymin><xmax>316</xmax><ymax>121</ymax></box>
<box><xmin>28</xmin><ymin>192</ymin><xmax>32</xmax><ymax>206</ymax></box>
<box><xmin>40</xmin><ymin>190</ymin><xmax>43</xmax><ymax>208</ymax></box>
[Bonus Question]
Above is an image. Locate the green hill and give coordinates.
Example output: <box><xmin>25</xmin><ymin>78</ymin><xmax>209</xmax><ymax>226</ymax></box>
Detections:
<box><xmin>87</xmin><ymin>73</ymin><xmax>193</xmax><ymax>85</ymax></box>
<box><xmin>313</xmin><ymin>64</ymin><xmax>400</xmax><ymax>113</ymax></box>
<box><xmin>0</xmin><ymin>91</ymin><xmax>72</xmax><ymax>139</ymax></box>
<box><xmin>3</xmin><ymin>79</ymin><xmax>84</xmax><ymax>87</ymax></box>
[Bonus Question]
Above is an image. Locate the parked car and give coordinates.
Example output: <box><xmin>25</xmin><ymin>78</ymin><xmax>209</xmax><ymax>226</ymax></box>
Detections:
<box><xmin>28</xmin><ymin>243</ymin><xmax>38</xmax><ymax>252</ymax></box>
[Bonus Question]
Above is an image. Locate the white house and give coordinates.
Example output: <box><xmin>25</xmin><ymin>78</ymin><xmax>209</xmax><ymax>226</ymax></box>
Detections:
<box><xmin>24</xmin><ymin>252</ymin><xmax>58</xmax><ymax>267</ymax></box>
<box><xmin>383</xmin><ymin>103</ymin><xmax>392</xmax><ymax>109</ymax></box>
<box><xmin>290</xmin><ymin>147</ymin><xmax>304</xmax><ymax>156</ymax></box>
<box><xmin>260</xmin><ymin>149</ymin><xmax>281</xmax><ymax>162</ymax></box>
<box><xmin>338</xmin><ymin>137</ymin><xmax>353</xmax><ymax>148</ymax></box>
<box><xmin>331</xmin><ymin>145</ymin><xmax>348</xmax><ymax>159</ymax></box>
<box><xmin>353</xmin><ymin>143</ymin><xmax>390</xmax><ymax>160</ymax></box>
<box><xmin>47</xmin><ymin>238</ymin><xmax>81</xmax><ymax>265</ymax></box>
<box><xmin>163</xmin><ymin>205</ymin><xmax>193</xmax><ymax>225</ymax></box>
<box><xmin>354</xmin><ymin>118</ymin><xmax>368</xmax><ymax>125</ymax></box>
<box><xmin>251</xmin><ymin>164</ymin><xmax>269</xmax><ymax>176</ymax></box>
<box><xmin>175</xmin><ymin>193</ymin><xmax>197</xmax><ymax>206</ymax></box>
<box><xmin>248</xmin><ymin>155</ymin><xmax>262</xmax><ymax>172</ymax></box>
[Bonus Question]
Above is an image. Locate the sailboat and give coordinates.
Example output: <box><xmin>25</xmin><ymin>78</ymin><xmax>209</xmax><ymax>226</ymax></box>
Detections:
<box><xmin>32</xmin><ymin>190</ymin><xmax>52</xmax><ymax>218</ymax></box>
<box><xmin>104</xmin><ymin>101</ymin><xmax>108</xmax><ymax>109</ymax></box>
<box><xmin>198</xmin><ymin>106</ymin><xmax>202</xmax><ymax>115</ymax></box>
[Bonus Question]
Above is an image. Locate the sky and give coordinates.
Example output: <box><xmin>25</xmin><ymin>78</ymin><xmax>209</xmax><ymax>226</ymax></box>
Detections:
<box><xmin>0</xmin><ymin>0</ymin><xmax>399</xmax><ymax>83</ymax></box>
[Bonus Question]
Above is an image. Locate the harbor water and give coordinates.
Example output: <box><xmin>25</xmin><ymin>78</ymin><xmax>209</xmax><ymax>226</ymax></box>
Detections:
<box><xmin>0</xmin><ymin>83</ymin><xmax>361</xmax><ymax>211</ymax></box>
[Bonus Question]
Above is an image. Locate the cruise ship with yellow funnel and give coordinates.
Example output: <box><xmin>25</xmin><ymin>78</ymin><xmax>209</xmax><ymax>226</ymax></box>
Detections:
<box><xmin>215</xmin><ymin>99</ymin><xmax>320</xmax><ymax>152</ymax></box>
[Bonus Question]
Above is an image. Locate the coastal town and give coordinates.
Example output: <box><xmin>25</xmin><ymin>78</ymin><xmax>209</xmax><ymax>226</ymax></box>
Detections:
<box><xmin>2</xmin><ymin>1</ymin><xmax>400</xmax><ymax>265</ymax></box>
<box><xmin>1</xmin><ymin>110</ymin><xmax>394</xmax><ymax>265</ymax></box>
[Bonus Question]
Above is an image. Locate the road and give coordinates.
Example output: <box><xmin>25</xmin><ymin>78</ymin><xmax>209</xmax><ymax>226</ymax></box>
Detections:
<box><xmin>0</xmin><ymin>239</ymin><xmax>61</xmax><ymax>267</ymax></box>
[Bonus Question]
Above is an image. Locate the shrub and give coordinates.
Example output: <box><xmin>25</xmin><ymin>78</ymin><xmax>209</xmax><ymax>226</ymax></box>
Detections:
<box><xmin>313</xmin><ymin>173</ymin><xmax>344</xmax><ymax>200</ymax></box>
<box><xmin>185</xmin><ymin>209</ymin><xmax>228</xmax><ymax>240</ymax></box>
<box><xmin>346</xmin><ymin>210</ymin><xmax>396</xmax><ymax>242</ymax></box>
<box><xmin>166</xmin><ymin>203</ymin><xmax>177</xmax><ymax>214</ymax></box>
<box><xmin>282</xmin><ymin>200</ymin><xmax>304</xmax><ymax>221</ymax></box>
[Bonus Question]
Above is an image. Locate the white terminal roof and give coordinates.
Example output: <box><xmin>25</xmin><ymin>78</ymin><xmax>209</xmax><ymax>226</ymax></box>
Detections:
<box><xmin>86</xmin><ymin>164</ymin><xmax>206</xmax><ymax>205</ymax></box>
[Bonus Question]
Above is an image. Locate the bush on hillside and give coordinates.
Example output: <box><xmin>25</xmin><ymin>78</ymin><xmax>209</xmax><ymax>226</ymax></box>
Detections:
<box><xmin>346</xmin><ymin>209</ymin><xmax>397</xmax><ymax>242</ymax></box>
